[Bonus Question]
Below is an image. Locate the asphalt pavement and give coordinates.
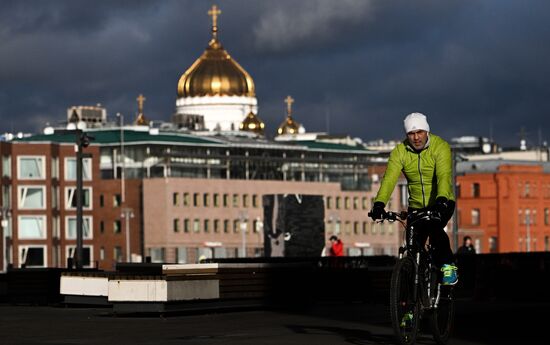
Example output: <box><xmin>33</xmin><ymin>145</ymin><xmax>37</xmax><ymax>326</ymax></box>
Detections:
<box><xmin>0</xmin><ymin>300</ymin><xmax>545</xmax><ymax>345</ymax></box>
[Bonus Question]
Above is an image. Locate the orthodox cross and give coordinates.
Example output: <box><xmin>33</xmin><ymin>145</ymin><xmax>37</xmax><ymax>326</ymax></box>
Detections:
<box><xmin>208</xmin><ymin>5</ymin><xmax>221</xmax><ymax>38</ymax></box>
<box><xmin>137</xmin><ymin>94</ymin><xmax>146</xmax><ymax>114</ymax></box>
<box><xmin>285</xmin><ymin>95</ymin><xmax>294</xmax><ymax>116</ymax></box>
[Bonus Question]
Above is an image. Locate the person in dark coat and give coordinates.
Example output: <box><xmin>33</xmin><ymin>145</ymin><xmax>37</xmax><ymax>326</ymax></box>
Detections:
<box><xmin>457</xmin><ymin>236</ymin><xmax>476</xmax><ymax>255</ymax></box>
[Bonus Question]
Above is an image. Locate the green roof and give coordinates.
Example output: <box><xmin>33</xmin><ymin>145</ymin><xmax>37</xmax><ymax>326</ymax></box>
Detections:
<box><xmin>14</xmin><ymin>129</ymin><xmax>222</xmax><ymax>146</ymax></box>
<box><xmin>293</xmin><ymin>140</ymin><xmax>370</xmax><ymax>152</ymax></box>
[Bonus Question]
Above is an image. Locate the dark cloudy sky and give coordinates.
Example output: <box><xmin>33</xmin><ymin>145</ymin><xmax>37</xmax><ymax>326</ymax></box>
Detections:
<box><xmin>1</xmin><ymin>0</ymin><xmax>549</xmax><ymax>147</ymax></box>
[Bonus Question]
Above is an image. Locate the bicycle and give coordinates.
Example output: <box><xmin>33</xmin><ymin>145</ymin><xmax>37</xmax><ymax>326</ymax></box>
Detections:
<box><xmin>370</xmin><ymin>209</ymin><xmax>455</xmax><ymax>345</ymax></box>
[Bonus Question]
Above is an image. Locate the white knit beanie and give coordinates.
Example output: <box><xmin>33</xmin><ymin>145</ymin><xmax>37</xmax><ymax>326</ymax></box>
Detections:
<box><xmin>404</xmin><ymin>112</ymin><xmax>430</xmax><ymax>133</ymax></box>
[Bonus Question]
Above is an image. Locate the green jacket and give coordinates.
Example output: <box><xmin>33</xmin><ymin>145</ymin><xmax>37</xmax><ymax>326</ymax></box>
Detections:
<box><xmin>374</xmin><ymin>134</ymin><xmax>455</xmax><ymax>209</ymax></box>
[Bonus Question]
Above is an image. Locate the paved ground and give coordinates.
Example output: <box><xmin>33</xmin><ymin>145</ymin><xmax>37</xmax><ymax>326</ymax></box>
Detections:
<box><xmin>0</xmin><ymin>300</ymin><xmax>545</xmax><ymax>344</ymax></box>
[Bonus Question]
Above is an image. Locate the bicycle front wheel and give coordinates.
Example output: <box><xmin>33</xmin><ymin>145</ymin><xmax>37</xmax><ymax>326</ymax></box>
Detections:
<box><xmin>390</xmin><ymin>256</ymin><xmax>419</xmax><ymax>345</ymax></box>
<box><xmin>430</xmin><ymin>285</ymin><xmax>455</xmax><ymax>344</ymax></box>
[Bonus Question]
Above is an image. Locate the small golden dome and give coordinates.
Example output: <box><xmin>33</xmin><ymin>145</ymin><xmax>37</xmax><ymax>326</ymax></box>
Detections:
<box><xmin>177</xmin><ymin>6</ymin><xmax>255</xmax><ymax>98</ymax></box>
<box><xmin>277</xmin><ymin>95</ymin><xmax>302</xmax><ymax>135</ymax></box>
<box><xmin>277</xmin><ymin>116</ymin><xmax>301</xmax><ymax>135</ymax></box>
<box><xmin>240</xmin><ymin>111</ymin><xmax>265</xmax><ymax>135</ymax></box>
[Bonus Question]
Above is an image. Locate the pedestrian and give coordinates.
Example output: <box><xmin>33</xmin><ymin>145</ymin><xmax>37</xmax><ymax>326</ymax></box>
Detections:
<box><xmin>329</xmin><ymin>235</ymin><xmax>344</xmax><ymax>256</ymax></box>
<box><xmin>457</xmin><ymin>236</ymin><xmax>476</xmax><ymax>255</ymax></box>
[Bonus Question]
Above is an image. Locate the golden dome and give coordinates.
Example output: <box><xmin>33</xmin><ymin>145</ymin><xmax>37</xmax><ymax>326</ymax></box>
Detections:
<box><xmin>240</xmin><ymin>111</ymin><xmax>265</xmax><ymax>135</ymax></box>
<box><xmin>277</xmin><ymin>116</ymin><xmax>301</xmax><ymax>135</ymax></box>
<box><xmin>277</xmin><ymin>95</ymin><xmax>302</xmax><ymax>135</ymax></box>
<box><xmin>177</xmin><ymin>6</ymin><xmax>255</xmax><ymax>98</ymax></box>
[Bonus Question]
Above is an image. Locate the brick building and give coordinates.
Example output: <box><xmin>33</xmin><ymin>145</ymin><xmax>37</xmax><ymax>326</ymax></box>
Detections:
<box><xmin>457</xmin><ymin>161</ymin><xmax>550</xmax><ymax>253</ymax></box>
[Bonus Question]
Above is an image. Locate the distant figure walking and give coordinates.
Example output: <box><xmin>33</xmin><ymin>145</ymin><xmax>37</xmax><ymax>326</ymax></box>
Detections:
<box><xmin>457</xmin><ymin>236</ymin><xmax>476</xmax><ymax>255</ymax></box>
<box><xmin>329</xmin><ymin>235</ymin><xmax>344</xmax><ymax>256</ymax></box>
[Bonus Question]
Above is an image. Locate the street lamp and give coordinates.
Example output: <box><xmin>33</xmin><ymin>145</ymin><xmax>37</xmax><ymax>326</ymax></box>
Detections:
<box><xmin>116</xmin><ymin>113</ymin><xmax>126</xmax><ymax>204</ymax></box>
<box><xmin>121</xmin><ymin>208</ymin><xmax>134</xmax><ymax>262</ymax></box>
<box><xmin>525</xmin><ymin>210</ymin><xmax>531</xmax><ymax>253</ymax></box>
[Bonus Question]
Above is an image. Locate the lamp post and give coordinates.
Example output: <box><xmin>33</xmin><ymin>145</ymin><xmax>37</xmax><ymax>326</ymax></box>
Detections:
<box><xmin>1</xmin><ymin>206</ymin><xmax>11</xmax><ymax>272</ymax></box>
<box><xmin>116</xmin><ymin>113</ymin><xmax>126</xmax><ymax>204</ymax></box>
<box><xmin>526</xmin><ymin>211</ymin><xmax>531</xmax><ymax>253</ymax></box>
<box><xmin>121</xmin><ymin>208</ymin><xmax>134</xmax><ymax>262</ymax></box>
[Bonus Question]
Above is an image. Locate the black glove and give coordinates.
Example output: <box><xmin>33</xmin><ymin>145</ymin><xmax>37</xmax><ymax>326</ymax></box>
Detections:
<box><xmin>433</xmin><ymin>197</ymin><xmax>454</xmax><ymax>222</ymax></box>
<box><xmin>369</xmin><ymin>201</ymin><xmax>386</xmax><ymax>220</ymax></box>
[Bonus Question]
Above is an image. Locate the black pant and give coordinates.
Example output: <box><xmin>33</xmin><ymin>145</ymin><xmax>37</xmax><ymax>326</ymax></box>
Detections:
<box><xmin>409</xmin><ymin>203</ymin><xmax>455</xmax><ymax>268</ymax></box>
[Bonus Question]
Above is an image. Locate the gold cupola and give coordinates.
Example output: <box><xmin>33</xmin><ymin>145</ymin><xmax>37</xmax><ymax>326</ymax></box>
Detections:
<box><xmin>240</xmin><ymin>111</ymin><xmax>265</xmax><ymax>135</ymax></box>
<box><xmin>177</xmin><ymin>5</ymin><xmax>255</xmax><ymax>98</ymax></box>
<box><xmin>277</xmin><ymin>95</ymin><xmax>302</xmax><ymax>135</ymax></box>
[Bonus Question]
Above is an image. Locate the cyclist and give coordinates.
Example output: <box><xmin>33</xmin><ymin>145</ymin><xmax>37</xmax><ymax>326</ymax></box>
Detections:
<box><xmin>369</xmin><ymin>112</ymin><xmax>458</xmax><ymax>285</ymax></box>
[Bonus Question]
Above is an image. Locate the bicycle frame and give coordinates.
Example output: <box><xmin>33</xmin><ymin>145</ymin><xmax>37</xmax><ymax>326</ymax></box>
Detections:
<box><xmin>382</xmin><ymin>210</ymin><xmax>443</xmax><ymax>310</ymax></box>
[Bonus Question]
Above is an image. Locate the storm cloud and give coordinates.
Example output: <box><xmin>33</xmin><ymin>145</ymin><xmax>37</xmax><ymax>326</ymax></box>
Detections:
<box><xmin>1</xmin><ymin>0</ymin><xmax>549</xmax><ymax>147</ymax></box>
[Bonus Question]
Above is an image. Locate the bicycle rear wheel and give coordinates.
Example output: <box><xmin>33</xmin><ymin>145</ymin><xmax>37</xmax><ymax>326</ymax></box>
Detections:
<box><xmin>390</xmin><ymin>256</ymin><xmax>419</xmax><ymax>345</ymax></box>
<box><xmin>430</xmin><ymin>285</ymin><xmax>455</xmax><ymax>344</ymax></box>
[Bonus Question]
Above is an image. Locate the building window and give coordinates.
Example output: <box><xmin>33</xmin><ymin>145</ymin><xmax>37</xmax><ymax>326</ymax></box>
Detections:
<box><xmin>183</xmin><ymin>192</ymin><xmax>190</xmax><ymax>206</ymax></box>
<box><xmin>214</xmin><ymin>219</ymin><xmax>220</xmax><ymax>233</ymax></box>
<box><xmin>344</xmin><ymin>221</ymin><xmax>351</xmax><ymax>235</ymax></box>
<box><xmin>18</xmin><ymin>215</ymin><xmax>47</xmax><ymax>239</ymax></box>
<box><xmin>456</xmin><ymin>183</ymin><xmax>461</xmax><ymax>198</ymax></box>
<box><xmin>204</xmin><ymin>219</ymin><xmax>210</xmax><ymax>233</ymax></box>
<box><xmin>353</xmin><ymin>197</ymin><xmax>359</xmax><ymax>210</ymax></box>
<box><xmin>177</xmin><ymin>247</ymin><xmax>187</xmax><ymax>264</ymax></box>
<box><xmin>472</xmin><ymin>183</ymin><xmax>480</xmax><ymax>198</ymax></box>
<box><xmin>524</xmin><ymin>182</ymin><xmax>531</xmax><ymax>197</ymax></box>
<box><xmin>243</xmin><ymin>194</ymin><xmax>249</xmax><ymax>207</ymax></box>
<box><xmin>213</xmin><ymin>193</ymin><xmax>220</xmax><ymax>207</ymax></box>
<box><xmin>173</xmin><ymin>218</ymin><xmax>180</xmax><ymax>232</ymax></box>
<box><xmin>66</xmin><ymin>246</ymin><xmax>92</xmax><ymax>267</ymax></box>
<box><xmin>184</xmin><ymin>219</ymin><xmax>190</xmax><ymax>233</ymax></box>
<box><xmin>2</xmin><ymin>155</ymin><xmax>11</xmax><ymax>178</ymax></box>
<box><xmin>545</xmin><ymin>208</ymin><xmax>549</xmax><ymax>226</ymax></box>
<box><xmin>232</xmin><ymin>194</ymin><xmax>239</xmax><ymax>207</ymax></box>
<box><xmin>252</xmin><ymin>194</ymin><xmax>259</xmax><ymax>208</ymax></box>
<box><xmin>65</xmin><ymin>187</ymin><xmax>92</xmax><ymax>210</ymax></box>
<box><xmin>362</xmin><ymin>197</ymin><xmax>368</xmax><ymax>210</ymax></box>
<box><xmin>362</xmin><ymin>221</ymin><xmax>368</xmax><ymax>234</ymax></box>
<box><xmin>148</xmin><ymin>248</ymin><xmax>165</xmax><ymax>263</ymax></box>
<box><xmin>64</xmin><ymin>157</ymin><xmax>92</xmax><ymax>181</ymax></box>
<box><xmin>100</xmin><ymin>247</ymin><xmax>105</xmax><ymax>260</ymax></box>
<box><xmin>114</xmin><ymin>246</ymin><xmax>123</xmax><ymax>262</ymax></box>
<box><xmin>545</xmin><ymin>236</ymin><xmax>549</xmax><ymax>252</ymax></box>
<box><xmin>18</xmin><ymin>156</ymin><xmax>45</xmax><ymax>180</ymax></box>
<box><xmin>193</xmin><ymin>219</ymin><xmax>200</xmax><ymax>233</ymax></box>
<box><xmin>113</xmin><ymin>194</ymin><xmax>121</xmax><ymax>207</ymax></box>
<box><xmin>336</xmin><ymin>197</ymin><xmax>341</xmax><ymax>210</ymax></box>
<box><xmin>471</xmin><ymin>209</ymin><xmax>480</xmax><ymax>226</ymax></box>
<box><xmin>203</xmin><ymin>193</ymin><xmax>210</xmax><ymax>207</ymax></box>
<box><xmin>100</xmin><ymin>221</ymin><xmax>105</xmax><ymax>234</ymax></box>
<box><xmin>223</xmin><ymin>194</ymin><xmax>229</xmax><ymax>207</ymax></box>
<box><xmin>193</xmin><ymin>193</ymin><xmax>199</xmax><ymax>207</ymax></box>
<box><xmin>51</xmin><ymin>157</ymin><xmax>59</xmax><ymax>179</ymax></box>
<box><xmin>489</xmin><ymin>236</ymin><xmax>498</xmax><ymax>253</ymax></box>
<box><xmin>233</xmin><ymin>219</ymin><xmax>239</xmax><ymax>233</ymax></box>
<box><xmin>114</xmin><ymin>220</ymin><xmax>121</xmax><ymax>234</ymax></box>
<box><xmin>326</xmin><ymin>196</ymin><xmax>332</xmax><ymax>209</ymax></box>
<box><xmin>99</xmin><ymin>194</ymin><xmax>104</xmax><ymax>207</ymax></box>
<box><xmin>354</xmin><ymin>221</ymin><xmax>359</xmax><ymax>235</ymax></box>
<box><xmin>66</xmin><ymin>216</ymin><xmax>93</xmax><ymax>239</ymax></box>
<box><xmin>224</xmin><ymin>219</ymin><xmax>229</xmax><ymax>233</ymax></box>
<box><xmin>344</xmin><ymin>197</ymin><xmax>350</xmax><ymax>210</ymax></box>
<box><xmin>19</xmin><ymin>246</ymin><xmax>46</xmax><ymax>267</ymax></box>
<box><xmin>172</xmin><ymin>192</ymin><xmax>179</xmax><ymax>206</ymax></box>
<box><xmin>18</xmin><ymin>186</ymin><xmax>46</xmax><ymax>209</ymax></box>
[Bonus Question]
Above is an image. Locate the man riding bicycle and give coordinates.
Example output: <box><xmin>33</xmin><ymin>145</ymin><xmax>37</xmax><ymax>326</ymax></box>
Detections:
<box><xmin>369</xmin><ymin>112</ymin><xmax>458</xmax><ymax>285</ymax></box>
